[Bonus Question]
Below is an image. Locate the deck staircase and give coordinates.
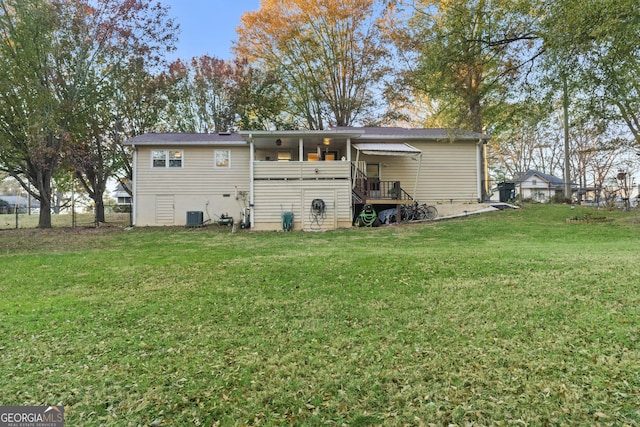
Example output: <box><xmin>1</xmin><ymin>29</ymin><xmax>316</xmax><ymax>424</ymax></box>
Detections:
<box><xmin>351</xmin><ymin>164</ymin><xmax>412</xmax><ymax>204</ymax></box>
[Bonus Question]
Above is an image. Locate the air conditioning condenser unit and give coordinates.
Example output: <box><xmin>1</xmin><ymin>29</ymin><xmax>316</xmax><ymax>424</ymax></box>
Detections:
<box><xmin>186</xmin><ymin>211</ymin><xmax>204</xmax><ymax>227</ymax></box>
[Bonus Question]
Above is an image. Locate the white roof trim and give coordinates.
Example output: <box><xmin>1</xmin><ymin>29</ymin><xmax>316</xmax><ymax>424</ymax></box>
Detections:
<box><xmin>352</xmin><ymin>143</ymin><xmax>422</xmax><ymax>156</ymax></box>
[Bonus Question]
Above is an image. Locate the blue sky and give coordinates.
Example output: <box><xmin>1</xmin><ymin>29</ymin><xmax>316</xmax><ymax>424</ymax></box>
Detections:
<box><xmin>163</xmin><ymin>0</ymin><xmax>262</xmax><ymax>61</ymax></box>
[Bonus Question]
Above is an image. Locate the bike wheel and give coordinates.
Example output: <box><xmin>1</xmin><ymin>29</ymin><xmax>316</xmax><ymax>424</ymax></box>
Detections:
<box><xmin>415</xmin><ymin>205</ymin><xmax>429</xmax><ymax>220</ymax></box>
<box><xmin>400</xmin><ymin>204</ymin><xmax>411</xmax><ymax>221</ymax></box>
<box><xmin>425</xmin><ymin>205</ymin><xmax>438</xmax><ymax>220</ymax></box>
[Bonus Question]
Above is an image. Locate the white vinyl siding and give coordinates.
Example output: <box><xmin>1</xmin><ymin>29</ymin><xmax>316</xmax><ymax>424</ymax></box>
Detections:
<box><xmin>135</xmin><ymin>146</ymin><xmax>250</xmax><ymax>226</ymax></box>
<box><xmin>251</xmin><ymin>161</ymin><xmax>352</xmax><ymax>230</ymax></box>
<box><xmin>415</xmin><ymin>141</ymin><xmax>478</xmax><ymax>201</ymax></box>
<box><xmin>252</xmin><ymin>180</ymin><xmax>352</xmax><ymax>231</ymax></box>
<box><xmin>253</xmin><ymin>161</ymin><xmax>350</xmax><ymax>180</ymax></box>
<box><xmin>354</xmin><ymin>140</ymin><xmax>479</xmax><ymax>203</ymax></box>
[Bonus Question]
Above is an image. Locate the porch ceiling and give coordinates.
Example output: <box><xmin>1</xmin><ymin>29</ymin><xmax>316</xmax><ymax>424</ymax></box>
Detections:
<box><xmin>239</xmin><ymin>129</ymin><xmax>364</xmax><ymax>151</ymax></box>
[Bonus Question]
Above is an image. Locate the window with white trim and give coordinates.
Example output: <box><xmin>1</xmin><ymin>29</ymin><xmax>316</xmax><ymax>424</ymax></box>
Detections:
<box><xmin>215</xmin><ymin>150</ymin><xmax>230</xmax><ymax>168</ymax></box>
<box><xmin>152</xmin><ymin>150</ymin><xmax>183</xmax><ymax>168</ymax></box>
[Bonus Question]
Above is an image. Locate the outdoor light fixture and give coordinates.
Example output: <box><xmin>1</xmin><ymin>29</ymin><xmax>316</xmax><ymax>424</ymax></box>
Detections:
<box><xmin>323</xmin><ymin>138</ymin><xmax>331</xmax><ymax>146</ymax></box>
<box><xmin>276</xmin><ymin>138</ymin><xmax>282</xmax><ymax>146</ymax></box>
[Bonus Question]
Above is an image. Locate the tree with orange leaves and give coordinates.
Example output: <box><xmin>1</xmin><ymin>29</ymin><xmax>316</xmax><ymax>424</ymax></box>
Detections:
<box><xmin>234</xmin><ymin>0</ymin><xmax>390</xmax><ymax>129</ymax></box>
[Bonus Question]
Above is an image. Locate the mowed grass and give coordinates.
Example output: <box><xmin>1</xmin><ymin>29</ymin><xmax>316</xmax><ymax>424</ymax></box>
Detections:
<box><xmin>1</xmin><ymin>205</ymin><xmax>639</xmax><ymax>426</ymax></box>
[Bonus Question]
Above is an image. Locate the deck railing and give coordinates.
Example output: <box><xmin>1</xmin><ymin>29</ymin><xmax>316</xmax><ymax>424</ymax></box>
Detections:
<box><xmin>351</xmin><ymin>164</ymin><xmax>411</xmax><ymax>200</ymax></box>
<box><xmin>362</xmin><ymin>180</ymin><xmax>411</xmax><ymax>200</ymax></box>
<box><xmin>254</xmin><ymin>161</ymin><xmax>350</xmax><ymax>180</ymax></box>
<box><xmin>253</xmin><ymin>161</ymin><xmax>412</xmax><ymax>201</ymax></box>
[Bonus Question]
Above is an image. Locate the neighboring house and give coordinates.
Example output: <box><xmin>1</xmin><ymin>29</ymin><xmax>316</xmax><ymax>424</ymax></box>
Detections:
<box><xmin>123</xmin><ymin>127</ymin><xmax>490</xmax><ymax>231</ymax></box>
<box><xmin>512</xmin><ymin>169</ymin><xmax>577</xmax><ymax>202</ymax></box>
<box><xmin>0</xmin><ymin>195</ymin><xmax>40</xmax><ymax>214</ymax></box>
<box><xmin>113</xmin><ymin>180</ymin><xmax>132</xmax><ymax>206</ymax></box>
<box><xmin>0</xmin><ymin>197</ymin><xmax>9</xmax><ymax>214</ymax></box>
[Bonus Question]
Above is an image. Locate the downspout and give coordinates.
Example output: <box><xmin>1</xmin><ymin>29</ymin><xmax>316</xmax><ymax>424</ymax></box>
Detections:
<box><xmin>132</xmin><ymin>144</ymin><xmax>137</xmax><ymax>226</ymax></box>
<box><xmin>249</xmin><ymin>136</ymin><xmax>255</xmax><ymax>229</ymax></box>
<box><xmin>477</xmin><ymin>140</ymin><xmax>483</xmax><ymax>203</ymax></box>
<box><xmin>413</xmin><ymin>153</ymin><xmax>422</xmax><ymax>201</ymax></box>
<box><xmin>347</xmin><ymin>137</ymin><xmax>352</xmax><ymax>222</ymax></box>
<box><xmin>483</xmin><ymin>139</ymin><xmax>489</xmax><ymax>201</ymax></box>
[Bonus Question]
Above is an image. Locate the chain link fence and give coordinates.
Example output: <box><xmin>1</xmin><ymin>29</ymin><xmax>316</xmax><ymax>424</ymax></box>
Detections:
<box><xmin>0</xmin><ymin>203</ymin><xmax>131</xmax><ymax>230</ymax></box>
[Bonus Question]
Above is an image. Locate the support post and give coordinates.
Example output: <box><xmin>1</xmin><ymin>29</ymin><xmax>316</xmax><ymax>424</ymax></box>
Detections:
<box><xmin>413</xmin><ymin>154</ymin><xmax>423</xmax><ymax>201</ymax></box>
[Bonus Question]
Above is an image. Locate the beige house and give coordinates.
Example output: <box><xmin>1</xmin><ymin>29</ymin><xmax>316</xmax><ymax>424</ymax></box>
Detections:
<box><xmin>123</xmin><ymin>127</ymin><xmax>490</xmax><ymax>231</ymax></box>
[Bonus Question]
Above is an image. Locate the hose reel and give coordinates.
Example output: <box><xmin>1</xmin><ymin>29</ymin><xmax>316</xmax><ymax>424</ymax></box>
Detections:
<box><xmin>310</xmin><ymin>198</ymin><xmax>326</xmax><ymax>229</ymax></box>
<box><xmin>311</xmin><ymin>198</ymin><xmax>326</xmax><ymax>215</ymax></box>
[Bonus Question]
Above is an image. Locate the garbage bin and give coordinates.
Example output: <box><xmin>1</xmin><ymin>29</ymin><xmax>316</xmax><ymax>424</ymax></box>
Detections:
<box><xmin>497</xmin><ymin>182</ymin><xmax>516</xmax><ymax>202</ymax></box>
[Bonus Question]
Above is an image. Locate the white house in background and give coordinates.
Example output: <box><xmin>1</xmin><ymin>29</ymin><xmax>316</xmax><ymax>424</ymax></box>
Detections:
<box><xmin>0</xmin><ymin>195</ymin><xmax>40</xmax><ymax>214</ymax></box>
<box><xmin>123</xmin><ymin>127</ymin><xmax>491</xmax><ymax>231</ymax></box>
<box><xmin>512</xmin><ymin>169</ymin><xmax>577</xmax><ymax>202</ymax></box>
<box><xmin>112</xmin><ymin>180</ymin><xmax>132</xmax><ymax>207</ymax></box>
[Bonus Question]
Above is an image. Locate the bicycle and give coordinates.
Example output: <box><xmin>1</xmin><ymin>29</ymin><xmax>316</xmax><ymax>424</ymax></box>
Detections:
<box><xmin>401</xmin><ymin>201</ymin><xmax>438</xmax><ymax>221</ymax></box>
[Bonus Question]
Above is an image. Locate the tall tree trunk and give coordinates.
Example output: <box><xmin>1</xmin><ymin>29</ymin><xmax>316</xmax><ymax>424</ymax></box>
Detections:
<box><xmin>35</xmin><ymin>169</ymin><xmax>53</xmax><ymax>228</ymax></box>
<box><xmin>93</xmin><ymin>184</ymin><xmax>106</xmax><ymax>222</ymax></box>
<box><xmin>38</xmin><ymin>197</ymin><xmax>52</xmax><ymax>228</ymax></box>
<box><xmin>94</xmin><ymin>192</ymin><xmax>105</xmax><ymax>223</ymax></box>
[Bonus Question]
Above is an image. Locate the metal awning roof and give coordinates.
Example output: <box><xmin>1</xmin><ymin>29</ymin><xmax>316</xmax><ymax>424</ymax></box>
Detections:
<box><xmin>352</xmin><ymin>143</ymin><xmax>422</xmax><ymax>156</ymax></box>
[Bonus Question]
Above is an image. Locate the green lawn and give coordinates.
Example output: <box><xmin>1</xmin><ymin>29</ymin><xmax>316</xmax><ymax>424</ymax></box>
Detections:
<box><xmin>1</xmin><ymin>205</ymin><xmax>639</xmax><ymax>426</ymax></box>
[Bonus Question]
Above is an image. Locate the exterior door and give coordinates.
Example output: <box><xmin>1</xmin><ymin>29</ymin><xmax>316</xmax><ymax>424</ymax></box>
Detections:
<box><xmin>155</xmin><ymin>195</ymin><xmax>175</xmax><ymax>224</ymax></box>
<box><xmin>366</xmin><ymin>163</ymin><xmax>380</xmax><ymax>197</ymax></box>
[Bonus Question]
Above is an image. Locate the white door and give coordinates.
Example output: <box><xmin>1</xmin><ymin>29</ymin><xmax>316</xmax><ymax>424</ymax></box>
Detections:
<box><xmin>155</xmin><ymin>195</ymin><xmax>175</xmax><ymax>224</ymax></box>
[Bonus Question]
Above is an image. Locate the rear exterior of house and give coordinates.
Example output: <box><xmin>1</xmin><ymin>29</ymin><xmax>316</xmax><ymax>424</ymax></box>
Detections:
<box><xmin>127</xmin><ymin>133</ymin><xmax>251</xmax><ymax>227</ymax></box>
<box><xmin>124</xmin><ymin>127</ymin><xmax>489</xmax><ymax>231</ymax></box>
